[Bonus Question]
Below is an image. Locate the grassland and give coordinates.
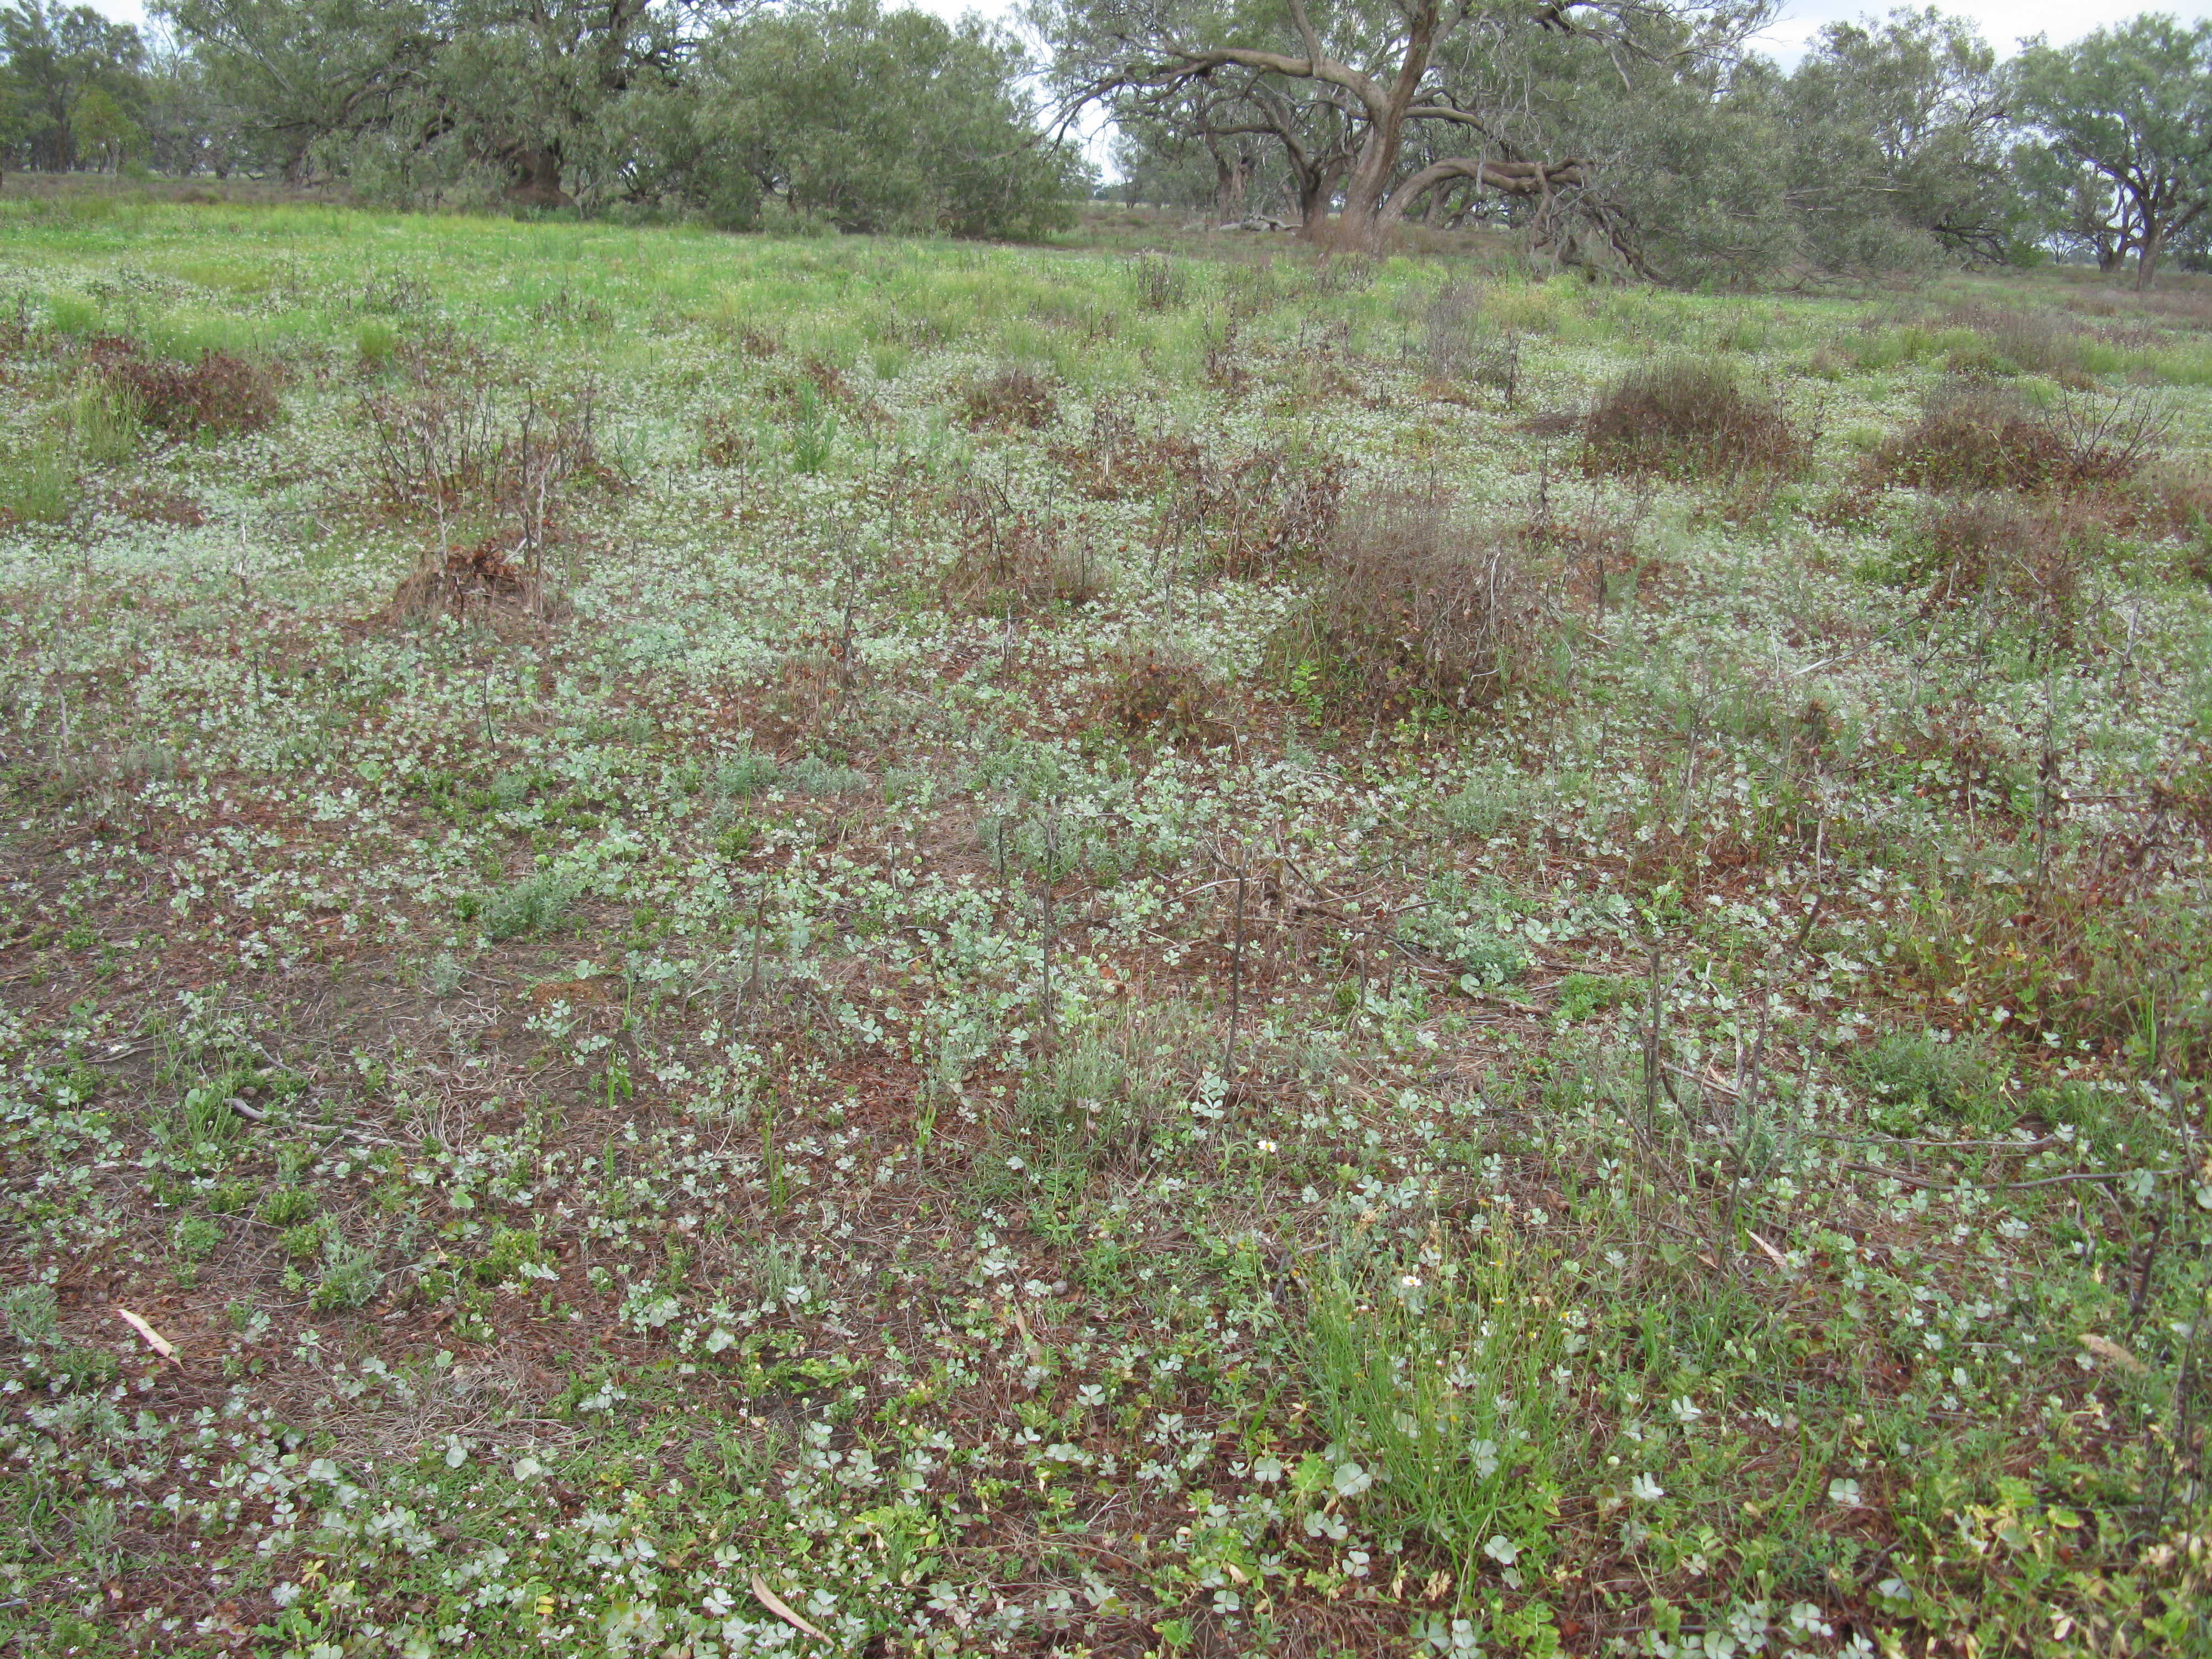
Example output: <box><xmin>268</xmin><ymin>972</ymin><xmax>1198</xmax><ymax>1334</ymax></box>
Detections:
<box><xmin>0</xmin><ymin>194</ymin><xmax>2209</xmax><ymax>1658</ymax></box>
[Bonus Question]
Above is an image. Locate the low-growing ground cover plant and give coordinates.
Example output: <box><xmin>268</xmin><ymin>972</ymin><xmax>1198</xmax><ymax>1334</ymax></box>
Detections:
<box><xmin>0</xmin><ymin>199</ymin><xmax>2206</xmax><ymax>1658</ymax></box>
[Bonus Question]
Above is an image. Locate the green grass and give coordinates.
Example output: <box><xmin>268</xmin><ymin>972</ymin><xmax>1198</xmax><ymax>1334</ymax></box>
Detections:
<box><xmin>0</xmin><ymin>200</ymin><xmax>2208</xmax><ymax>1657</ymax></box>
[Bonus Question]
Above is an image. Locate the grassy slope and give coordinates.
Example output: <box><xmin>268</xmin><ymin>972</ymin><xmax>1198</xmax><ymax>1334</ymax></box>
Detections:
<box><xmin>0</xmin><ymin>196</ymin><xmax>2207</xmax><ymax>1658</ymax></box>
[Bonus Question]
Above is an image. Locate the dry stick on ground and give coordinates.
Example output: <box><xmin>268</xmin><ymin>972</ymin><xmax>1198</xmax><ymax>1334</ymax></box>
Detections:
<box><xmin>1226</xmin><ymin>846</ymin><xmax>1248</xmax><ymax>1080</ymax></box>
<box><xmin>1038</xmin><ymin>800</ymin><xmax>1060</xmax><ymax>1050</ymax></box>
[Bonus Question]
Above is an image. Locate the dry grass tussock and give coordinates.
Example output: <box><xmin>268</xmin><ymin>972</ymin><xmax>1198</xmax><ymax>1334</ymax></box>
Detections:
<box><xmin>959</xmin><ymin>365</ymin><xmax>1057</xmax><ymax>430</ymax></box>
<box><xmin>389</xmin><ymin>536</ymin><xmax>572</xmax><ymax>625</ymax></box>
<box><xmin>1582</xmin><ymin>359</ymin><xmax>1808</xmax><ymax>479</ymax></box>
<box><xmin>1307</xmin><ymin>488</ymin><xmax>1559</xmax><ymax>709</ymax></box>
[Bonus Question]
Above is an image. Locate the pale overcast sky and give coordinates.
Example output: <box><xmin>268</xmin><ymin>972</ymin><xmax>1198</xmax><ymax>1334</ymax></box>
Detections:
<box><xmin>77</xmin><ymin>0</ymin><xmax>2212</xmax><ymax>62</ymax></box>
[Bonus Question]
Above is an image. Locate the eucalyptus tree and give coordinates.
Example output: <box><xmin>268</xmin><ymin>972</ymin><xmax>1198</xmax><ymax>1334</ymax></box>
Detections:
<box><xmin>1781</xmin><ymin>7</ymin><xmax>2020</xmax><ymax>272</ymax></box>
<box><xmin>1034</xmin><ymin>0</ymin><xmax>1770</xmax><ymax>269</ymax></box>
<box><xmin>0</xmin><ymin>0</ymin><xmax>147</xmax><ymax>172</ymax></box>
<box><xmin>2012</xmin><ymin>15</ymin><xmax>2212</xmax><ymax>289</ymax></box>
<box><xmin>672</xmin><ymin>0</ymin><xmax>1083</xmax><ymax>234</ymax></box>
<box><xmin>154</xmin><ymin>0</ymin><xmax>723</xmax><ymax>200</ymax></box>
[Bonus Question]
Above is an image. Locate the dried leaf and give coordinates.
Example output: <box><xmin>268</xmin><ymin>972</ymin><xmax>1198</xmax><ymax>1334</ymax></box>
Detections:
<box><xmin>115</xmin><ymin>1307</ymin><xmax>179</xmax><ymax>1365</ymax></box>
<box><xmin>1746</xmin><ymin>1230</ymin><xmax>1789</xmax><ymax>1271</ymax></box>
<box><xmin>750</xmin><ymin>1574</ymin><xmax>828</xmax><ymax>1640</ymax></box>
<box><xmin>2078</xmin><ymin>1333</ymin><xmax>2147</xmax><ymax>1375</ymax></box>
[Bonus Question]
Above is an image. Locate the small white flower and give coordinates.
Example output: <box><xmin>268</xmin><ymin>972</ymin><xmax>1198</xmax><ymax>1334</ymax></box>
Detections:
<box><xmin>1670</xmin><ymin>1395</ymin><xmax>1703</xmax><ymax>1425</ymax></box>
<box><xmin>1482</xmin><ymin>1535</ymin><xmax>1518</xmax><ymax>1566</ymax></box>
<box><xmin>1630</xmin><ymin>1472</ymin><xmax>1666</xmax><ymax>1503</ymax></box>
<box><xmin>1828</xmin><ymin>1477</ymin><xmax>1862</xmax><ymax>1507</ymax></box>
<box><xmin>1333</xmin><ymin>1460</ymin><xmax>1373</xmax><ymax>1498</ymax></box>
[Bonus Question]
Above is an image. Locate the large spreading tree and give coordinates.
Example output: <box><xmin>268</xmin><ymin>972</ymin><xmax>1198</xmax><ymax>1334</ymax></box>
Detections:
<box><xmin>2011</xmin><ymin>15</ymin><xmax>2212</xmax><ymax>289</ymax></box>
<box><xmin>1032</xmin><ymin>0</ymin><xmax>1772</xmax><ymax>260</ymax></box>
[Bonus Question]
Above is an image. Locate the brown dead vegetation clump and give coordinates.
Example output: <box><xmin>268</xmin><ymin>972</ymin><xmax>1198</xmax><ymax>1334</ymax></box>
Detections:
<box><xmin>1306</xmin><ymin>489</ymin><xmax>1558</xmax><ymax>710</ymax></box>
<box><xmin>960</xmin><ymin>366</ymin><xmax>1057</xmax><ymax>431</ymax></box>
<box><xmin>1906</xmin><ymin>493</ymin><xmax>2086</xmax><ymax>647</ymax></box>
<box><xmin>945</xmin><ymin>476</ymin><xmax>1106</xmax><ymax>612</ymax></box>
<box><xmin>390</xmin><ymin>537</ymin><xmax>570</xmax><ymax>624</ymax></box>
<box><xmin>92</xmin><ymin>338</ymin><xmax>281</xmax><ymax>435</ymax></box>
<box><xmin>1049</xmin><ymin>401</ymin><xmax>1201</xmax><ymax>499</ymax></box>
<box><xmin>1874</xmin><ymin>380</ymin><xmax>2166</xmax><ymax>494</ymax></box>
<box><xmin>1107</xmin><ymin>648</ymin><xmax>1218</xmax><ymax>739</ymax></box>
<box><xmin>1582</xmin><ymin>359</ymin><xmax>1808</xmax><ymax>480</ymax></box>
<box><xmin>362</xmin><ymin>383</ymin><xmax>609</xmax><ymax>514</ymax></box>
<box><xmin>1165</xmin><ymin>445</ymin><xmax>1346</xmax><ymax>580</ymax></box>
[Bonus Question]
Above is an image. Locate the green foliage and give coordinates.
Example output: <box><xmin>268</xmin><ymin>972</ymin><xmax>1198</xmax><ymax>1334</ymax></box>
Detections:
<box><xmin>256</xmin><ymin>1187</ymin><xmax>315</xmax><ymax>1228</ymax></box>
<box><xmin>1303</xmin><ymin>1228</ymin><xmax>1563</xmax><ymax>1596</ymax></box>
<box><xmin>1851</xmin><ymin>1029</ymin><xmax>2000</xmax><ymax>1132</ymax></box>
<box><xmin>681</xmin><ymin>0</ymin><xmax>1084</xmax><ymax>238</ymax></box>
<box><xmin>472</xmin><ymin>1225</ymin><xmax>544</xmax><ymax>1285</ymax></box>
<box><xmin>2013</xmin><ymin>18</ymin><xmax>2212</xmax><ymax>284</ymax></box>
<box><xmin>478</xmin><ymin>867</ymin><xmax>581</xmax><ymax>941</ymax></box>
<box><xmin>310</xmin><ymin>1234</ymin><xmax>382</xmax><ymax>1312</ymax></box>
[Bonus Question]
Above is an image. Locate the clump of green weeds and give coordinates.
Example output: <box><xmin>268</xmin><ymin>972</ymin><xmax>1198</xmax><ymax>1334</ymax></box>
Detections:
<box><xmin>474</xmin><ymin>868</ymin><xmax>582</xmax><ymax>940</ymax></box>
<box><xmin>1851</xmin><ymin>1027</ymin><xmax>2004</xmax><ymax>1132</ymax></box>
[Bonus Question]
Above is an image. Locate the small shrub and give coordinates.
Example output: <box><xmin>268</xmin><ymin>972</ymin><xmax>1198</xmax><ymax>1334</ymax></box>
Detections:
<box><xmin>1582</xmin><ymin>360</ymin><xmax>1808</xmax><ymax>479</ymax></box>
<box><xmin>1129</xmin><ymin>252</ymin><xmax>1188</xmax><ymax>311</ymax></box>
<box><xmin>4</xmin><ymin>1284</ymin><xmax>59</xmax><ymax>1347</ymax></box>
<box><xmin>785</xmin><ymin>379</ymin><xmax>839</xmax><ymax>473</ymax></box>
<box><xmin>1874</xmin><ymin>380</ymin><xmax>2162</xmax><ymax>494</ymax></box>
<box><xmin>1307</xmin><ymin>489</ymin><xmax>1559</xmax><ymax>712</ymax></box>
<box><xmin>281</xmin><ymin>1220</ymin><xmax>328</xmax><ymax>1261</ymax></box>
<box><xmin>1020</xmin><ymin>1015</ymin><xmax>1185</xmax><ymax>1168</ymax></box>
<box><xmin>714</xmin><ymin>749</ymin><xmax>781</xmax><ymax>798</ymax></box>
<box><xmin>391</xmin><ymin>537</ymin><xmax>566</xmax><ymax>623</ymax></box>
<box><xmin>960</xmin><ymin>366</ymin><xmax>1056</xmax><ymax>431</ymax></box>
<box><xmin>1876</xmin><ymin>381</ymin><xmax>2069</xmax><ymax>492</ymax></box>
<box><xmin>1903</xmin><ymin>494</ymin><xmax>2084</xmax><ymax>646</ymax></box>
<box><xmin>471</xmin><ymin>1225</ymin><xmax>544</xmax><ymax>1285</ymax></box>
<box><xmin>1938</xmin><ymin>301</ymin><xmax>2089</xmax><ymax>377</ymax></box>
<box><xmin>1555</xmin><ymin>972</ymin><xmax>1635</xmax><ymax>1021</ymax></box>
<box><xmin>172</xmin><ymin>1216</ymin><xmax>221</xmax><ymax>1261</ymax></box>
<box><xmin>1410</xmin><ymin>277</ymin><xmax>1486</xmax><ymax>381</ymax></box>
<box><xmin>1164</xmin><ymin>444</ymin><xmax>1346</xmax><ymax>581</ymax></box>
<box><xmin>68</xmin><ymin>373</ymin><xmax>143</xmax><ymax>464</ymax></box>
<box><xmin>1400</xmin><ymin>874</ymin><xmax>1527</xmax><ymax>987</ymax></box>
<box><xmin>93</xmin><ymin>341</ymin><xmax>280</xmax><ymax>435</ymax></box>
<box><xmin>1108</xmin><ymin>648</ymin><xmax>1218</xmax><ymax>740</ymax></box>
<box><xmin>311</xmin><ymin>1235</ymin><xmax>383</xmax><ymax>1312</ymax></box>
<box><xmin>1438</xmin><ymin>764</ymin><xmax>1543</xmax><ymax>838</ymax></box>
<box><xmin>747</xmin><ymin>1239</ymin><xmax>829</xmax><ymax>1310</ymax></box>
<box><xmin>0</xmin><ymin>440</ymin><xmax>79</xmax><ymax>525</ymax></box>
<box><xmin>782</xmin><ymin>754</ymin><xmax>868</xmax><ymax>796</ymax></box>
<box><xmin>946</xmin><ymin>478</ymin><xmax>1108</xmax><ymax>611</ymax></box>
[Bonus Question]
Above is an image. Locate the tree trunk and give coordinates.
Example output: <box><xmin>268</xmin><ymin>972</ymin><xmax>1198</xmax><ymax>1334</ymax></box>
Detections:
<box><xmin>1293</xmin><ymin>157</ymin><xmax>1345</xmax><ymax>236</ymax></box>
<box><xmin>1334</xmin><ymin>0</ymin><xmax>1438</xmax><ymax>236</ymax></box>
<box><xmin>506</xmin><ymin>147</ymin><xmax>572</xmax><ymax>209</ymax></box>
<box><xmin>2137</xmin><ymin>217</ymin><xmax>2167</xmax><ymax>290</ymax></box>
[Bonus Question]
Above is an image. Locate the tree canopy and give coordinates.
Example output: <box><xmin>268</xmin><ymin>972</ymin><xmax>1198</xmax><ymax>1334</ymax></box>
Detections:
<box><xmin>2011</xmin><ymin>14</ymin><xmax>2212</xmax><ymax>289</ymax></box>
<box><xmin>6</xmin><ymin>2</ymin><xmax>2212</xmax><ymax>283</ymax></box>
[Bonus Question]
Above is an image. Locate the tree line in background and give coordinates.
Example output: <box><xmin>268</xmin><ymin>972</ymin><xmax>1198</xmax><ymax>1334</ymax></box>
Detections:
<box><xmin>1</xmin><ymin>0</ymin><xmax>2209</xmax><ymax>284</ymax></box>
